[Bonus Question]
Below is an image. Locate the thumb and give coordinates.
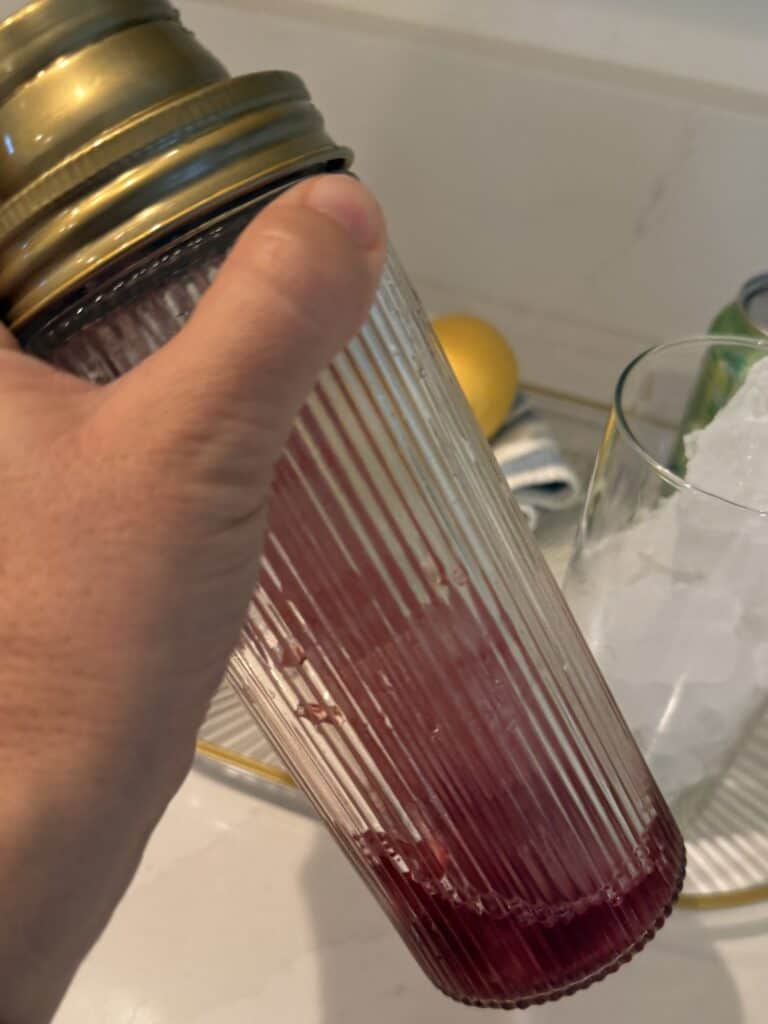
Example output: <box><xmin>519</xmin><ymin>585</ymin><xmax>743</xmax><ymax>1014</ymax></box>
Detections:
<box><xmin>115</xmin><ymin>175</ymin><xmax>386</xmax><ymax>470</ymax></box>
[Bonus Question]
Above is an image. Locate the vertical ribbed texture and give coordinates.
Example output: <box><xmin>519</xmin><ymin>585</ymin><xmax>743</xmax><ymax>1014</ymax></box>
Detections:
<box><xmin>48</xmin><ymin>246</ymin><xmax>684</xmax><ymax>1007</ymax></box>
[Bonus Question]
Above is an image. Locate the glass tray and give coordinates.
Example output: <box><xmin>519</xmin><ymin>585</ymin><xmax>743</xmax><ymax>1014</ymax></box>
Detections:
<box><xmin>196</xmin><ymin>385</ymin><xmax>768</xmax><ymax>910</ymax></box>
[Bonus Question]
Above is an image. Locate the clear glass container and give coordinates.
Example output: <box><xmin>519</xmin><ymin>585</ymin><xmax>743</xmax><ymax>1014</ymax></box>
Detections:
<box><xmin>564</xmin><ymin>338</ymin><xmax>768</xmax><ymax>828</ymax></box>
<box><xmin>36</xmin><ymin>207</ymin><xmax>685</xmax><ymax>1008</ymax></box>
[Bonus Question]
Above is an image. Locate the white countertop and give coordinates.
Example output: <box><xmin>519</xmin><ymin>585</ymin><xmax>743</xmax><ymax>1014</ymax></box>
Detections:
<box><xmin>56</xmin><ymin>765</ymin><xmax>768</xmax><ymax>1024</ymax></box>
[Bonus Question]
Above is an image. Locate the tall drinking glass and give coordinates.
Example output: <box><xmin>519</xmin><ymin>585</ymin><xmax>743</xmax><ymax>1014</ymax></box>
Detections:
<box><xmin>565</xmin><ymin>337</ymin><xmax>768</xmax><ymax>828</ymax></box>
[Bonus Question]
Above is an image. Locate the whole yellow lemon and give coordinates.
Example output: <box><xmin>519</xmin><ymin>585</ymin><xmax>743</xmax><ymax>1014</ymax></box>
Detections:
<box><xmin>431</xmin><ymin>314</ymin><xmax>519</xmax><ymax>438</ymax></box>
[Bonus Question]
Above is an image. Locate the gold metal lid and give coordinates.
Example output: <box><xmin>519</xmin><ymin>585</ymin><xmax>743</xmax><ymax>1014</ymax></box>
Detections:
<box><xmin>0</xmin><ymin>0</ymin><xmax>351</xmax><ymax>331</ymax></box>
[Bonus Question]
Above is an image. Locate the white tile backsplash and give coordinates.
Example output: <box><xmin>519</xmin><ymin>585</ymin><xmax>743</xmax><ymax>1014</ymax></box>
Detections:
<box><xmin>217</xmin><ymin>0</ymin><xmax>768</xmax><ymax>101</ymax></box>
<box><xmin>179</xmin><ymin>0</ymin><xmax>768</xmax><ymax>401</ymax></box>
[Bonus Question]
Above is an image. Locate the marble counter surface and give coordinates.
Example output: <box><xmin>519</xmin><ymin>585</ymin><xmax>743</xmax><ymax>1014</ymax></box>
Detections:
<box><xmin>56</xmin><ymin>764</ymin><xmax>768</xmax><ymax>1023</ymax></box>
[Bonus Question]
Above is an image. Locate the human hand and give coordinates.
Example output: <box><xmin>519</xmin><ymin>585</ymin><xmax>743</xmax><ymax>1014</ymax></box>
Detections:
<box><xmin>0</xmin><ymin>175</ymin><xmax>386</xmax><ymax>1023</ymax></box>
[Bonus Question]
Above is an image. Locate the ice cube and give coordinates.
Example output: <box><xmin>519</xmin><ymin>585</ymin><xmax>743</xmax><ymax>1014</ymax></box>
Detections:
<box><xmin>570</xmin><ymin>356</ymin><xmax>768</xmax><ymax>807</ymax></box>
<box><xmin>685</xmin><ymin>355</ymin><xmax>768</xmax><ymax>510</ymax></box>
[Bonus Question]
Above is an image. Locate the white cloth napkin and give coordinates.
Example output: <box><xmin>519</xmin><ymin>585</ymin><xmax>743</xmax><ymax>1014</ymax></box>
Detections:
<box><xmin>492</xmin><ymin>393</ymin><xmax>582</xmax><ymax>531</ymax></box>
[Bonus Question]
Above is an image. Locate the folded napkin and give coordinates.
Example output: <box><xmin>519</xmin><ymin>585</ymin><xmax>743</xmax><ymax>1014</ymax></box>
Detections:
<box><xmin>492</xmin><ymin>393</ymin><xmax>582</xmax><ymax>531</ymax></box>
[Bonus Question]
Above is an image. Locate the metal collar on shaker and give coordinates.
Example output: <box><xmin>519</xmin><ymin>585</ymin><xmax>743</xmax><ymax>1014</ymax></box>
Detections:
<box><xmin>0</xmin><ymin>0</ymin><xmax>351</xmax><ymax>333</ymax></box>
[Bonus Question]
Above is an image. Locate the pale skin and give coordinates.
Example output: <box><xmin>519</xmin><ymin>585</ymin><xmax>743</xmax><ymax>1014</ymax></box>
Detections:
<box><xmin>0</xmin><ymin>175</ymin><xmax>386</xmax><ymax>1024</ymax></box>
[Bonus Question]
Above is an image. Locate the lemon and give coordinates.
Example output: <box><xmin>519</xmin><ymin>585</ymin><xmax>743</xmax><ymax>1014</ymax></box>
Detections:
<box><xmin>431</xmin><ymin>314</ymin><xmax>518</xmax><ymax>438</ymax></box>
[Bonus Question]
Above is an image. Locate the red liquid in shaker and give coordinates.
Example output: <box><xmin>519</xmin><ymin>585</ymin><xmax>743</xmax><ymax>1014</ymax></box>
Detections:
<box><xmin>251</xmin><ymin>382</ymin><xmax>685</xmax><ymax>1008</ymax></box>
<box><xmin>360</xmin><ymin>806</ymin><xmax>679</xmax><ymax>1007</ymax></box>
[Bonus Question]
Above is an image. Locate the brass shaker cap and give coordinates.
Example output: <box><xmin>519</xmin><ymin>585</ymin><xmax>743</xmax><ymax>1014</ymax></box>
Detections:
<box><xmin>0</xmin><ymin>0</ymin><xmax>351</xmax><ymax>331</ymax></box>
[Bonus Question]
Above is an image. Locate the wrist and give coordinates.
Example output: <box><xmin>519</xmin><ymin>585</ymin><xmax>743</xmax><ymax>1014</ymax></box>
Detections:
<box><xmin>0</xmin><ymin>699</ymin><xmax>190</xmax><ymax>1024</ymax></box>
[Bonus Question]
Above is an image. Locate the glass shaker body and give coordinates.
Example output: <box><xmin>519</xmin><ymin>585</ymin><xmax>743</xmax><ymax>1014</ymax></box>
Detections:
<box><xmin>36</xmin><ymin>200</ymin><xmax>685</xmax><ymax>1008</ymax></box>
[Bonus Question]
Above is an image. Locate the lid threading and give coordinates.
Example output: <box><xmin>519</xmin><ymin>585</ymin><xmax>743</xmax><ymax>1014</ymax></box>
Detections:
<box><xmin>0</xmin><ymin>0</ymin><xmax>351</xmax><ymax>331</ymax></box>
